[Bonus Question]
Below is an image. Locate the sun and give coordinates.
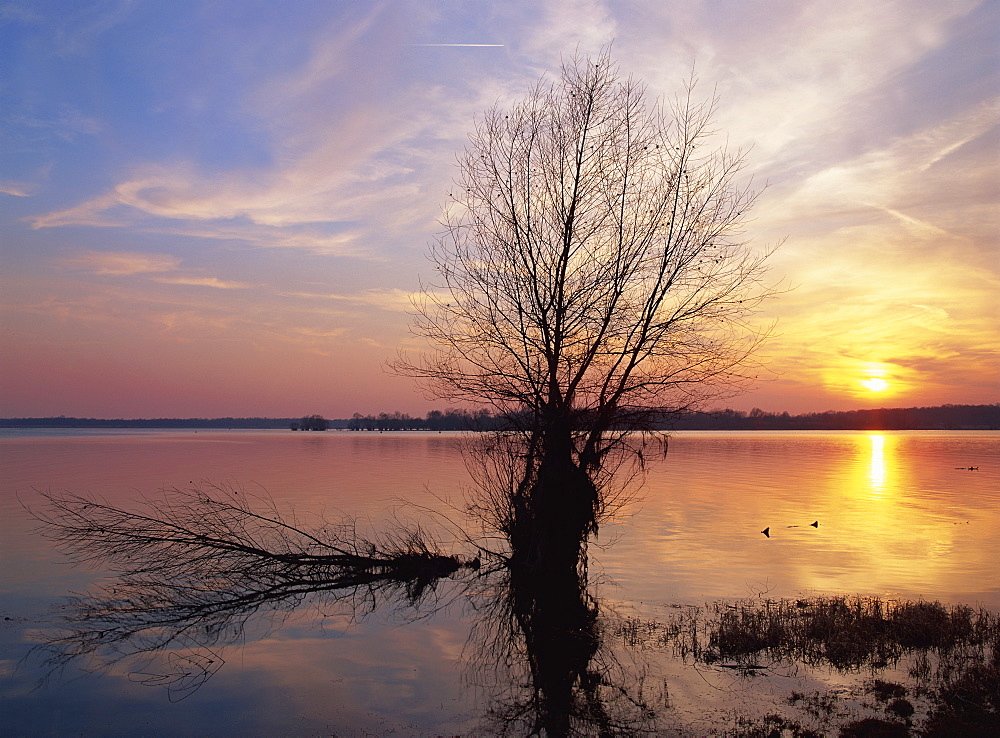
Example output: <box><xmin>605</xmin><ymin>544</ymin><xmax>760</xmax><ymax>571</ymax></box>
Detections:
<box><xmin>861</xmin><ymin>377</ymin><xmax>890</xmax><ymax>393</ymax></box>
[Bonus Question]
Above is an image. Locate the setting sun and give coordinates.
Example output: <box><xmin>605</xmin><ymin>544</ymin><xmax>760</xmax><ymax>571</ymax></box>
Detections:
<box><xmin>861</xmin><ymin>377</ymin><xmax>890</xmax><ymax>393</ymax></box>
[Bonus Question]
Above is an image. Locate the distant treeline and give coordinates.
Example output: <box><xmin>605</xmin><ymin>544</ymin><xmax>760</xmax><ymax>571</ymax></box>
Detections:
<box><xmin>2</xmin><ymin>404</ymin><xmax>996</xmax><ymax>431</ymax></box>
<box><xmin>0</xmin><ymin>416</ymin><xmax>296</xmax><ymax>429</ymax></box>
<box><xmin>0</xmin><ymin>410</ymin><xmax>501</xmax><ymax>432</ymax></box>
<box><xmin>341</xmin><ymin>404</ymin><xmax>1000</xmax><ymax>431</ymax></box>
<box><xmin>346</xmin><ymin>408</ymin><xmax>502</xmax><ymax>431</ymax></box>
<box><xmin>665</xmin><ymin>404</ymin><xmax>1000</xmax><ymax>431</ymax></box>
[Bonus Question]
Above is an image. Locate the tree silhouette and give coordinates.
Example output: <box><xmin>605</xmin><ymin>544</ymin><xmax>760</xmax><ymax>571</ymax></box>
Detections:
<box><xmin>395</xmin><ymin>50</ymin><xmax>775</xmax><ymax>565</ymax></box>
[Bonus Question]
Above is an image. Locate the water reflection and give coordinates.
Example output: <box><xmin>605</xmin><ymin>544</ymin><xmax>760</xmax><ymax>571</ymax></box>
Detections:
<box><xmin>623</xmin><ymin>595</ymin><xmax>1000</xmax><ymax>735</ymax></box>
<box><xmin>28</xmin><ymin>477</ymin><xmax>1000</xmax><ymax>736</ymax></box>
<box><xmin>28</xmin><ymin>482</ymin><xmax>657</xmax><ymax>732</ymax></box>
<box><xmin>29</xmin><ymin>484</ymin><xmax>475</xmax><ymax>702</ymax></box>
<box><xmin>468</xmin><ymin>562</ymin><xmax>660</xmax><ymax>735</ymax></box>
<box><xmin>868</xmin><ymin>432</ymin><xmax>886</xmax><ymax>493</ymax></box>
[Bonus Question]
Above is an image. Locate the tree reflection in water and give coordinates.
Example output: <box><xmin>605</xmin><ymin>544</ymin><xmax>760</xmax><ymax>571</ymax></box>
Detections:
<box><xmin>30</xmin><ymin>471</ymin><xmax>999</xmax><ymax>735</ymax></box>
<box><xmin>467</xmin><ymin>557</ymin><xmax>662</xmax><ymax>735</ymax></box>
<box><xmin>30</xmin><ymin>472</ymin><xmax>659</xmax><ymax>732</ymax></box>
<box><xmin>30</xmin><ymin>483</ymin><xmax>473</xmax><ymax>701</ymax></box>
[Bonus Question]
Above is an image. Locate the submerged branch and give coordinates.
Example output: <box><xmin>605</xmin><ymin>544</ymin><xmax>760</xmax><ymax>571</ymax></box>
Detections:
<box><xmin>26</xmin><ymin>484</ymin><xmax>478</xmax><ymax>692</ymax></box>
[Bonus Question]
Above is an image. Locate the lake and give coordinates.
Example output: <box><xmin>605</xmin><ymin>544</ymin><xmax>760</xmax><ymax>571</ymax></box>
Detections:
<box><xmin>1</xmin><ymin>429</ymin><xmax>997</xmax><ymax>735</ymax></box>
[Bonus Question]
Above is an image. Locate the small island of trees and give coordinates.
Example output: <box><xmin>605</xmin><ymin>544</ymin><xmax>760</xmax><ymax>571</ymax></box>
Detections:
<box><xmin>347</xmin><ymin>408</ymin><xmax>500</xmax><ymax>432</ymax></box>
<box><xmin>290</xmin><ymin>414</ymin><xmax>329</xmax><ymax>431</ymax></box>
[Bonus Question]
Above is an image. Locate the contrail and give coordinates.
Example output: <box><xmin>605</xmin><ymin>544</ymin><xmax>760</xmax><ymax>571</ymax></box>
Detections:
<box><xmin>409</xmin><ymin>43</ymin><xmax>505</xmax><ymax>47</ymax></box>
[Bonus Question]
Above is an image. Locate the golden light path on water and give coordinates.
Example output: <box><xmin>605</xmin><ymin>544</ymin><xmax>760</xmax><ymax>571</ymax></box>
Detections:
<box><xmin>868</xmin><ymin>432</ymin><xmax>886</xmax><ymax>492</ymax></box>
<box><xmin>786</xmin><ymin>432</ymin><xmax>993</xmax><ymax>602</ymax></box>
<box><xmin>603</xmin><ymin>431</ymin><xmax>1000</xmax><ymax>609</ymax></box>
<box><xmin>822</xmin><ymin>431</ymin><xmax>973</xmax><ymax>600</ymax></box>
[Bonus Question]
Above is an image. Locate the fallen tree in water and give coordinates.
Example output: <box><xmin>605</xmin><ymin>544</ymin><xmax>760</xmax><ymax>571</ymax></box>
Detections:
<box><xmin>27</xmin><ymin>484</ymin><xmax>477</xmax><ymax>698</ymax></box>
<box><xmin>31</xmin><ymin>483</ymin><xmax>473</xmax><ymax>583</ymax></box>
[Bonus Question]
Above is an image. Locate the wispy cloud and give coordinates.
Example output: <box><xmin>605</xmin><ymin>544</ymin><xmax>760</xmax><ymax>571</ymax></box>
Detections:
<box><xmin>1</xmin><ymin>183</ymin><xmax>32</xmax><ymax>197</ymax></box>
<box><xmin>756</xmin><ymin>238</ymin><xmax>1000</xmax><ymax>406</ymax></box>
<box><xmin>59</xmin><ymin>250</ymin><xmax>251</xmax><ymax>291</ymax></box>
<box><xmin>0</xmin><ymin>3</ymin><xmax>42</xmax><ymax>23</ymax></box>
<box><xmin>512</xmin><ymin>0</ymin><xmax>617</xmax><ymax>64</ymax></box>
<box><xmin>150</xmin><ymin>276</ymin><xmax>252</xmax><ymax>289</ymax></box>
<box><xmin>31</xmin><ymin>192</ymin><xmax>124</xmax><ymax>229</ymax></box>
<box><xmin>63</xmin><ymin>250</ymin><xmax>181</xmax><ymax>276</ymax></box>
<box><xmin>615</xmin><ymin>0</ymin><xmax>985</xmax><ymax>169</ymax></box>
<box><xmin>768</xmin><ymin>96</ymin><xmax>1000</xmax><ymax>225</ymax></box>
<box><xmin>50</xmin><ymin>0</ymin><xmax>136</xmax><ymax>57</ymax></box>
<box><xmin>0</xmin><ymin>162</ymin><xmax>53</xmax><ymax>196</ymax></box>
<box><xmin>26</xmin><ymin>5</ymin><xmax>454</xmax><ymax>250</ymax></box>
<box><xmin>281</xmin><ymin>288</ymin><xmax>415</xmax><ymax>312</ymax></box>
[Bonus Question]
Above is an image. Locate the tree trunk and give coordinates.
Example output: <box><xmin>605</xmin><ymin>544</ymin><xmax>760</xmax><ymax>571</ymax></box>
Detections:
<box><xmin>510</xmin><ymin>414</ymin><xmax>599</xmax><ymax>571</ymax></box>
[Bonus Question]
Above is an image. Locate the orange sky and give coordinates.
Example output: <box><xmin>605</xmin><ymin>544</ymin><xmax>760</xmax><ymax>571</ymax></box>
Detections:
<box><xmin>1</xmin><ymin>1</ymin><xmax>997</xmax><ymax>418</ymax></box>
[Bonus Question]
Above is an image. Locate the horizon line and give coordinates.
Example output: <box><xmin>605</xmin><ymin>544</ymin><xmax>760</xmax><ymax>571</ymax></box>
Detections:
<box><xmin>1</xmin><ymin>402</ymin><xmax>995</xmax><ymax>422</ymax></box>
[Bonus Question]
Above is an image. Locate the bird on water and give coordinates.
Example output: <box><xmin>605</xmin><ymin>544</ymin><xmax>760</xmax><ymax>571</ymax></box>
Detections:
<box><xmin>761</xmin><ymin>521</ymin><xmax>817</xmax><ymax>537</ymax></box>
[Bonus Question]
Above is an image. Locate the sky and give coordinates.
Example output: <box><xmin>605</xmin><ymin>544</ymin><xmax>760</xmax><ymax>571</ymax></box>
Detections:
<box><xmin>1</xmin><ymin>0</ymin><xmax>997</xmax><ymax>419</ymax></box>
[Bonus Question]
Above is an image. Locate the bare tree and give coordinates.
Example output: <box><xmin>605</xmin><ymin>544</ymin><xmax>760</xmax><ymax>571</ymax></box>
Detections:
<box><xmin>395</xmin><ymin>51</ymin><xmax>776</xmax><ymax>563</ymax></box>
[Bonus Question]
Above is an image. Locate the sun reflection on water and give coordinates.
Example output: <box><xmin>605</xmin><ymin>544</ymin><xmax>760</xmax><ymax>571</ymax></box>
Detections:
<box><xmin>867</xmin><ymin>433</ymin><xmax>886</xmax><ymax>493</ymax></box>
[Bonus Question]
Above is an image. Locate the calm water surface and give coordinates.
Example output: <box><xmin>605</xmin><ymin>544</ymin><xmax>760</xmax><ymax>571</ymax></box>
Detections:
<box><xmin>1</xmin><ymin>429</ymin><xmax>997</xmax><ymax>735</ymax></box>
<box><xmin>605</xmin><ymin>430</ymin><xmax>1000</xmax><ymax>607</ymax></box>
